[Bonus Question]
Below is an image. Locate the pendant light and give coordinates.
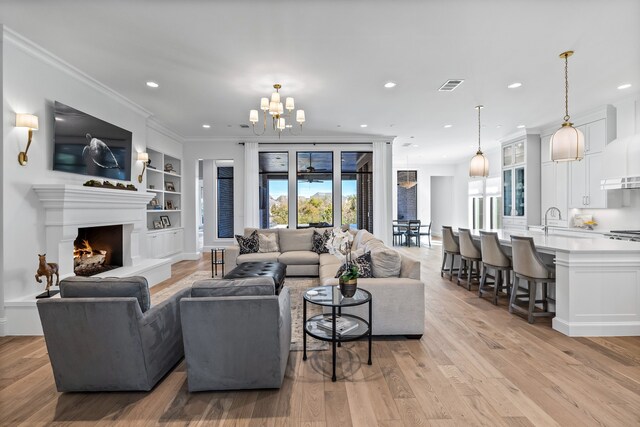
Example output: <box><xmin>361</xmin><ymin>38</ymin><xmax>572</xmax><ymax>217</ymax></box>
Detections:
<box><xmin>469</xmin><ymin>105</ymin><xmax>489</xmax><ymax>177</ymax></box>
<box><xmin>551</xmin><ymin>51</ymin><xmax>584</xmax><ymax>162</ymax></box>
<box><xmin>398</xmin><ymin>155</ymin><xmax>417</xmax><ymax>189</ymax></box>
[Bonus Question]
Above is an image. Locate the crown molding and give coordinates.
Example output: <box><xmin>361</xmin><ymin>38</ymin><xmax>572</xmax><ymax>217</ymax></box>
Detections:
<box><xmin>146</xmin><ymin>118</ymin><xmax>185</xmax><ymax>142</ymax></box>
<box><xmin>183</xmin><ymin>134</ymin><xmax>396</xmax><ymax>144</ymax></box>
<box><xmin>3</xmin><ymin>26</ymin><xmax>153</xmax><ymax>118</ymax></box>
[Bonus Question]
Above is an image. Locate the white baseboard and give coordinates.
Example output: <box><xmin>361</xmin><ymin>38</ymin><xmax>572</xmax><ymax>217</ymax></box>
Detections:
<box><xmin>553</xmin><ymin>317</ymin><xmax>640</xmax><ymax>337</ymax></box>
<box><xmin>0</xmin><ymin>317</ymin><xmax>6</xmax><ymax>337</ymax></box>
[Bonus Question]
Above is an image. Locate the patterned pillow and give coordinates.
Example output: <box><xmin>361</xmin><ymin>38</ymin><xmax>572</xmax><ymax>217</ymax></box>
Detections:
<box><xmin>236</xmin><ymin>230</ymin><xmax>259</xmax><ymax>254</ymax></box>
<box><xmin>335</xmin><ymin>252</ymin><xmax>373</xmax><ymax>278</ymax></box>
<box><xmin>312</xmin><ymin>230</ymin><xmax>331</xmax><ymax>254</ymax></box>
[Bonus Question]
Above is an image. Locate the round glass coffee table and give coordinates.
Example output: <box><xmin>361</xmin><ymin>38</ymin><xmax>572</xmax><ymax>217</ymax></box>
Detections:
<box><xmin>303</xmin><ymin>285</ymin><xmax>372</xmax><ymax>382</ymax></box>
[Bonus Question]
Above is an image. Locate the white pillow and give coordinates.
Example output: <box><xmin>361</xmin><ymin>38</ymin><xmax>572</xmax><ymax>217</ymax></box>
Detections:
<box><xmin>258</xmin><ymin>233</ymin><xmax>280</xmax><ymax>253</ymax></box>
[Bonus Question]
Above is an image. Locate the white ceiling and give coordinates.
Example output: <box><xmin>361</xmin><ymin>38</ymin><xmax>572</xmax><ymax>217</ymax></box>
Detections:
<box><xmin>1</xmin><ymin>0</ymin><xmax>639</xmax><ymax>164</ymax></box>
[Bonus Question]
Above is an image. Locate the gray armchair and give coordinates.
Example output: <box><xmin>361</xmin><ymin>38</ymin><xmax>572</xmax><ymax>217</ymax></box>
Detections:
<box><xmin>37</xmin><ymin>276</ymin><xmax>189</xmax><ymax>392</ymax></box>
<box><xmin>180</xmin><ymin>277</ymin><xmax>291</xmax><ymax>391</ymax></box>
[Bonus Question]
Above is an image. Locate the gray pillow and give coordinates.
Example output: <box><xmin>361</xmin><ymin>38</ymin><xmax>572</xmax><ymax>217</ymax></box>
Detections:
<box><xmin>191</xmin><ymin>277</ymin><xmax>275</xmax><ymax>297</ymax></box>
<box><xmin>369</xmin><ymin>247</ymin><xmax>402</xmax><ymax>278</ymax></box>
<box><xmin>59</xmin><ymin>276</ymin><xmax>151</xmax><ymax>312</ymax></box>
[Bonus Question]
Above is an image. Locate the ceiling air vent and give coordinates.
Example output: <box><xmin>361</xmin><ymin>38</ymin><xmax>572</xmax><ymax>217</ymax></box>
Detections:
<box><xmin>401</xmin><ymin>142</ymin><xmax>412</xmax><ymax>147</ymax></box>
<box><xmin>438</xmin><ymin>79</ymin><xmax>464</xmax><ymax>92</ymax></box>
<box><xmin>239</xmin><ymin>124</ymin><xmax>250</xmax><ymax>129</ymax></box>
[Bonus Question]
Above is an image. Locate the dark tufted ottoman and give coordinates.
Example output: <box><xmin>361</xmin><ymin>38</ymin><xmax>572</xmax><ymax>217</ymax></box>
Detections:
<box><xmin>223</xmin><ymin>262</ymin><xmax>287</xmax><ymax>294</ymax></box>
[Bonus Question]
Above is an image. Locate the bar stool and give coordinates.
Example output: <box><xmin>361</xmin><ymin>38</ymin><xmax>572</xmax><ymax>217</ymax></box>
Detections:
<box><xmin>479</xmin><ymin>231</ymin><xmax>512</xmax><ymax>305</ymax></box>
<box><xmin>440</xmin><ymin>226</ymin><xmax>460</xmax><ymax>281</ymax></box>
<box><xmin>457</xmin><ymin>228</ymin><xmax>482</xmax><ymax>290</ymax></box>
<box><xmin>509</xmin><ymin>235</ymin><xmax>555</xmax><ymax>324</ymax></box>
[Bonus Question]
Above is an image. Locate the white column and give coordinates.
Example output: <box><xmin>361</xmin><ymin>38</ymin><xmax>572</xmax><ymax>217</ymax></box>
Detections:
<box><xmin>373</xmin><ymin>141</ymin><xmax>393</xmax><ymax>245</ymax></box>
<box><xmin>244</xmin><ymin>142</ymin><xmax>260</xmax><ymax>228</ymax></box>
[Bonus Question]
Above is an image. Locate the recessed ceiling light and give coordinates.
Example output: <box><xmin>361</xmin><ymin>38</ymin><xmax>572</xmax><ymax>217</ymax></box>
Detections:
<box><xmin>443</xmin><ymin>124</ymin><xmax>452</xmax><ymax>128</ymax></box>
<box><xmin>507</xmin><ymin>82</ymin><xmax>522</xmax><ymax>89</ymax></box>
<box><xmin>55</xmin><ymin>117</ymin><xmax>64</xmax><ymax>121</ymax></box>
<box><xmin>202</xmin><ymin>124</ymin><xmax>211</xmax><ymax>129</ymax></box>
<box><xmin>146</xmin><ymin>81</ymin><xmax>159</xmax><ymax>88</ymax></box>
<box><xmin>496</xmin><ymin>125</ymin><xmax>502</xmax><ymax>128</ymax></box>
<box><xmin>618</xmin><ymin>83</ymin><xmax>632</xmax><ymax>90</ymax></box>
<box><xmin>384</xmin><ymin>82</ymin><xmax>397</xmax><ymax>88</ymax></box>
<box><xmin>412</xmin><ymin>144</ymin><xmax>419</xmax><ymax>148</ymax></box>
<box><xmin>360</xmin><ymin>124</ymin><xmax>368</xmax><ymax>128</ymax></box>
<box><xmin>517</xmin><ymin>125</ymin><xmax>526</xmax><ymax>129</ymax></box>
<box><xmin>442</xmin><ymin>155</ymin><xmax>447</xmax><ymax>158</ymax></box>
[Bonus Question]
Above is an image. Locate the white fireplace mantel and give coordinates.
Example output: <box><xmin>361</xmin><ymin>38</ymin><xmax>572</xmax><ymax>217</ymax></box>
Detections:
<box><xmin>5</xmin><ymin>185</ymin><xmax>171</xmax><ymax>335</ymax></box>
<box><xmin>33</xmin><ymin>184</ymin><xmax>156</xmax><ymax>278</ymax></box>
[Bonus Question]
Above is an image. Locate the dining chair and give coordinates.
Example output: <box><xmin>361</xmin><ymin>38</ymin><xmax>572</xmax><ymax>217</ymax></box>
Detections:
<box><xmin>406</xmin><ymin>220</ymin><xmax>421</xmax><ymax>247</ymax></box>
<box><xmin>419</xmin><ymin>221</ymin><xmax>432</xmax><ymax>247</ymax></box>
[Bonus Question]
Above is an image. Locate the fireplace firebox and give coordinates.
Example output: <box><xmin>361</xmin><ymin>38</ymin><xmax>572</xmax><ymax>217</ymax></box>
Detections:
<box><xmin>74</xmin><ymin>225</ymin><xmax>123</xmax><ymax>276</ymax></box>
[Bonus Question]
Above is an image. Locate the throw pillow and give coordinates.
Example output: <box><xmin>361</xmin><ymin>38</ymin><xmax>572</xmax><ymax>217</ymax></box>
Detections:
<box><xmin>236</xmin><ymin>230</ymin><xmax>259</xmax><ymax>254</ymax></box>
<box><xmin>369</xmin><ymin>247</ymin><xmax>402</xmax><ymax>278</ymax></box>
<box><xmin>311</xmin><ymin>230</ymin><xmax>331</xmax><ymax>254</ymax></box>
<box><xmin>258</xmin><ymin>232</ymin><xmax>279</xmax><ymax>253</ymax></box>
<box><xmin>335</xmin><ymin>252</ymin><xmax>373</xmax><ymax>279</ymax></box>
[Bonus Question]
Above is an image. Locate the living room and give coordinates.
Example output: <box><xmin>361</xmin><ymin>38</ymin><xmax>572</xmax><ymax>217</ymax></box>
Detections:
<box><xmin>1</xmin><ymin>1</ymin><xmax>640</xmax><ymax>425</ymax></box>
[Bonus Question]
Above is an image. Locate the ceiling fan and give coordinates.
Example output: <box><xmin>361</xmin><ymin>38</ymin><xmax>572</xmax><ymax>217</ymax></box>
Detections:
<box><xmin>300</xmin><ymin>154</ymin><xmax>329</xmax><ymax>183</ymax></box>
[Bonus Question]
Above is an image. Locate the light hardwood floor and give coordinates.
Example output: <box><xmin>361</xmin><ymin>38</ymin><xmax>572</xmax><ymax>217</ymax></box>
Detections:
<box><xmin>1</xmin><ymin>243</ymin><xmax>639</xmax><ymax>426</ymax></box>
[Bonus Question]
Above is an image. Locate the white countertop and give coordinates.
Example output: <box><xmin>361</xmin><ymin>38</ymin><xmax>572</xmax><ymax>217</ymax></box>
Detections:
<box><xmin>469</xmin><ymin>229</ymin><xmax>640</xmax><ymax>254</ymax></box>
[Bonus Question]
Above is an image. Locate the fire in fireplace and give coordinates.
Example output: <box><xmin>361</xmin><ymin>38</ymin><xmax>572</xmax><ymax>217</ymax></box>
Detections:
<box><xmin>73</xmin><ymin>225</ymin><xmax>123</xmax><ymax>276</ymax></box>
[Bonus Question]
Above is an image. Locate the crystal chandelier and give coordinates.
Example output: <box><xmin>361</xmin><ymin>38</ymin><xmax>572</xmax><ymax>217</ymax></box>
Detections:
<box><xmin>398</xmin><ymin>156</ymin><xmax>417</xmax><ymax>189</ymax></box>
<box><xmin>551</xmin><ymin>51</ymin><xmax>584</xmax><ymax>162</ymax></box>
<box><xmin>249</xmin><ymin>84</ymin><xmax>306</xmax><ymax>137</ymax></box>
<box><xmin>469</xmin><ymin>105</ymin><xmax>489</xmax><ymax>177</ymax></box>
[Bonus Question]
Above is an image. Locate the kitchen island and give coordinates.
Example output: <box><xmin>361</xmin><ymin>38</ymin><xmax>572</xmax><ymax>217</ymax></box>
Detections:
<box><xmin>468</xmin><ymin>229</ymin><xmax>640</xmax><ymax>337</ymax></box>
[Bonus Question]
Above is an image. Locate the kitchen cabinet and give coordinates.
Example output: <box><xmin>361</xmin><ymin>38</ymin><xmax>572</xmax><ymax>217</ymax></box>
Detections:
<box><xmin>541</xmin><ymin>134</ymin><xmax>569</xmax><ymax>226</ymax></box>
<box><xmin>568</xmin><ymin>119</ymin><xmax>621</xmax><ymax>209</ymax></box>
<box><xmin>501</xmin><ymin>132</ymin><xmax>541</xmax><ymax>230</ymax></box>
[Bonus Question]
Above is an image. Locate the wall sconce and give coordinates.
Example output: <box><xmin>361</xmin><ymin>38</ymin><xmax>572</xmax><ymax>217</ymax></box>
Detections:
<box><xmin>16</xmin><ymin>113</ymin><xmax>39</xmax><ymax>166</ymax></box>
<box><xmin>137</xmin><ymin>152</ymin><xmax>149</xmax><ymax>183</ymax></box>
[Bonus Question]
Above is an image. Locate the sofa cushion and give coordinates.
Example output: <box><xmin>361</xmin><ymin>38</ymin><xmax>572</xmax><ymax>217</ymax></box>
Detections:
<box><xmin>237</xmin><ymin>252</ymin><xmax>281</xmax><ymax>263</ymax></box>
<box><xmin>353</xmin><ymin>229</ymin><xmax>376</xmax><ymax>250</ymax></box>
<box><xmin>319</xmin><ymin>253</ymin><xmax>341</xmax><ymax>266</ymax></box>
<box><xmin>278</xmin><ymin>251</ymin><xmax>319</xmax><ymax>265</ymax></box>
<box><xmin>258</xmin><ymin>232</ymin><xmax>280</xmax><ymax>253</ymax></box>
<box><xmin>311</xmin><ymin>230</ymin><xmax>331</xmax><ymax>254</ymax></box>
<box><xmin>335</xmin><ymin>252</ymin><xmax>373</xmax><ymax>278</ymax></box>
<box><xmin>59</xmin><ymin>276</ymin><xmax>151</xmax><ymax>313</ymax></box>
<box><xmin>236</xmin><ymin>230</ymin><xmax>259</xmax><ymax>254</ymax></box>
<box><xmin>369</xmin><ymin>247</ymin><xmax>402</xmax><ymax>278</ymax></box>
<box><xmin>279</xmin><ymin>229</ymin><xmax>314</xmax><ymax>252</ymax></box>
<box><xmin>191</xmin><ymin>277</ymin><xmax>275</xmax><ymax>297</ymax></box>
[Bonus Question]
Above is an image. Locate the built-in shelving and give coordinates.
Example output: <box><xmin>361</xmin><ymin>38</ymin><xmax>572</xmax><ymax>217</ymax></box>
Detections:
<box><xmin>145</xmin><ymin>148</ymin><xmax>182</xmax><ymax>232</ymax></box>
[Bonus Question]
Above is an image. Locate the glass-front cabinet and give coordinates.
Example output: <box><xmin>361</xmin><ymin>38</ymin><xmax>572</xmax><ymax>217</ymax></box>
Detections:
<box><xmin>502</xmin><ymin>169</ymin><xmax>512</xmax><ymax>216</ymax></box>
<box><xmin>500</xmin><ymin>133</ymin><xmax>541</xmax><ymax>230</ymax></box>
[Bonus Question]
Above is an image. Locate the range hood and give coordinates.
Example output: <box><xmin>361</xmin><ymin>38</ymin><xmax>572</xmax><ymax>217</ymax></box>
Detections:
<box><xmin>601</xmin><ymin>133</ymin><xmax>640</xmax><ymax>189</ymax></box>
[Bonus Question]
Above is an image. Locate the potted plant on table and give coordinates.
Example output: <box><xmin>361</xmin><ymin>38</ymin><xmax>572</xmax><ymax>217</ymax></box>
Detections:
<box><xmin>326</xmin><ymin>228</ymin><xmax>359</xmax><ymax>297</ymax></box>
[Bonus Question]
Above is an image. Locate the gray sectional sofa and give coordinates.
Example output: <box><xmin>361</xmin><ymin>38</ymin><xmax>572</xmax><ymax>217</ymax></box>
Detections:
<box><xmin>227</xmin><ymin>228</ymin><xmax>425</xmax><ymax>337</ymax></box>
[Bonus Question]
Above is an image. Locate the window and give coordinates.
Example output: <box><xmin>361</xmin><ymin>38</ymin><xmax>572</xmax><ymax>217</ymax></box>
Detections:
<box><xmin>217</xmin><ymin>166</ymin><xmax>234</xmax><ymax>238</ymax></box>
<box><xmin>297</xmin><ymin>152</ymin><xmax>333</xmax><ymax>228</ymax></box>
<box><xmin>341</xmin><ymin>152</ymin><xmax>373</xmax><ymax>232</ymax></box>
<box><xmin>468</xmin><ymin>180</ymin><xmax>484</xmax><ymax>229</ymax></box>
<box><xmin>397</xmin><ymin>170</ymin><xmax>417</xmax><ymax>220</ymax></box>
<box><xmin>259</xmin><ymin>152</ymin><xmax>289</xmax><ymax>229</ymax></box>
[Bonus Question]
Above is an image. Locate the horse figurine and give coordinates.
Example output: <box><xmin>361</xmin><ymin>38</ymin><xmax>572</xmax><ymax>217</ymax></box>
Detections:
<box><xmin>35</xmin><ymin>254</ymin><xmax>60</xmax><ymax>293</ymax></box>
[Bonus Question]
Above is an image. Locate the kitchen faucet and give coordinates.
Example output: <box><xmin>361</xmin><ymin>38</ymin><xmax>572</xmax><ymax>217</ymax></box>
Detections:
<box><xmin>544</xmin><ymin>207</ymin><xmax>562</xmax><ymax>236</ymax></box>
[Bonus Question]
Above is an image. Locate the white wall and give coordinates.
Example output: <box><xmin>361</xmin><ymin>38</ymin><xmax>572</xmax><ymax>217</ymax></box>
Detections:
<box><xmin>0</xmin><ymin>30</ymin><xmax>5</xmax><ymax>334</ymax></box>
<box><xmin>430</xmin><ymin>176</ymin><xmax>453</xmax><ymax>237</ymax></box>
<box><xmin>2</xmin><ymin>29</ymin><xmax>153</xmax><ymax>334</ymax></box>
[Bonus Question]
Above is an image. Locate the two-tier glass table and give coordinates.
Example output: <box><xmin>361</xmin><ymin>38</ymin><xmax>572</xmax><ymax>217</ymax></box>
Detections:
<box><xmin>303</xmin><ymin>285</ymin><xmax>372</xmax><ymax>381</ymax></box>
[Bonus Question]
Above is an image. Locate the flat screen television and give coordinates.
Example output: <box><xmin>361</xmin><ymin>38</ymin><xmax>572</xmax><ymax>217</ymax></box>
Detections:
<box><xmin>53</xmin><ymin>101</ymin><xmax>132</xmax><ymax>181</ymax></box>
